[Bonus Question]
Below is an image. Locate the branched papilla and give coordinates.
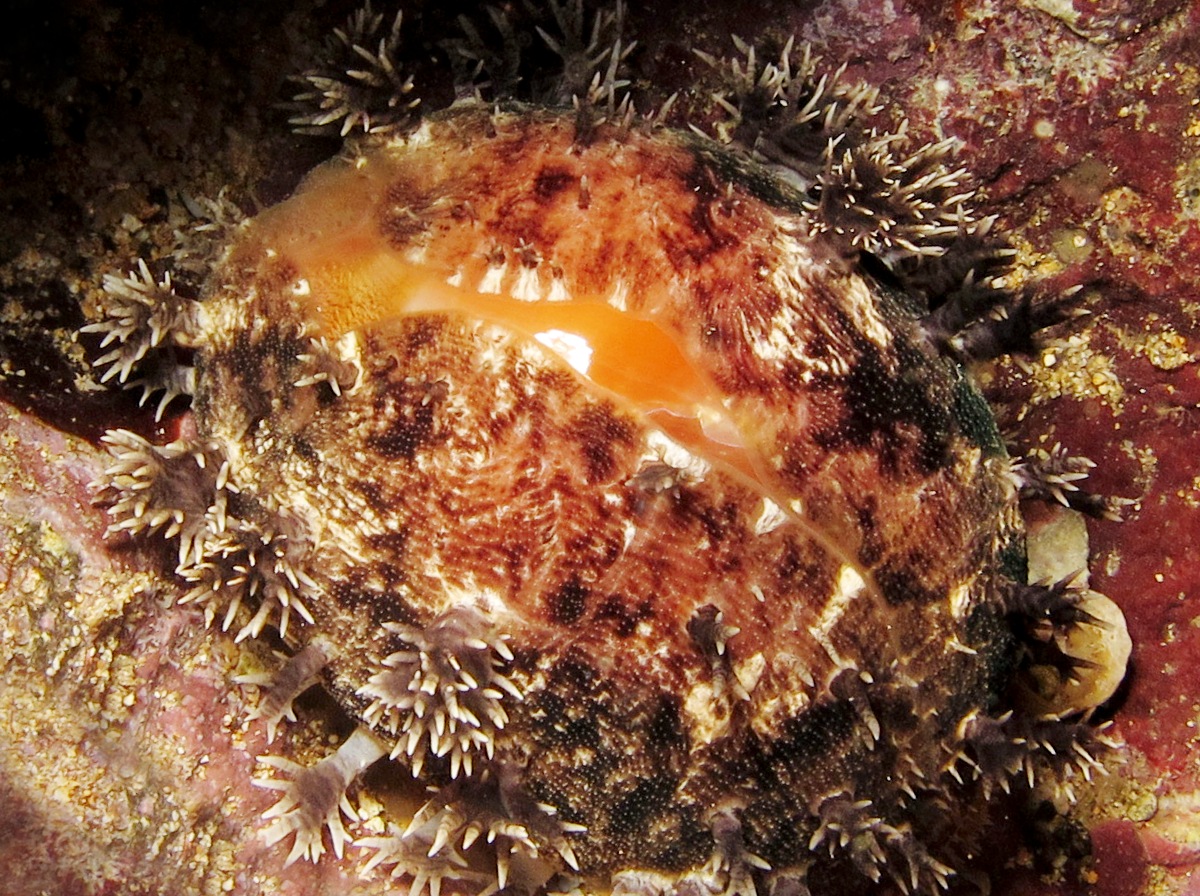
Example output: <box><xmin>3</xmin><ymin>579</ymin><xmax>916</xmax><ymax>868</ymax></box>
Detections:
<box><xmin>294</xmin><ymin>333</ymin><xmax>364</xmax><ymax>397</ymax></box>
<box><xmin>685</xmin><ymin>604</ymin><xmax>750</xmax><ymax>704</ymax></box>
<box><xmin>994</xmin><ymin>572</ymin><xmax>1120</xmax><ymax>718</ymax></box>
<box><xmin>829</xmin><ymin>667</ymin><xmax>882</xmax><ymax>749</ymax></box>
<box><xmin>176</xmin><ymin>510</ymin><xmax>320</xmax><ymax>641</ymax></box>
<box><xmin>951</xmin><ymin>710</ymin><xmax>1027</xmax><ymax>794</ymax></box>
<box><xmin>808</xmin><ymin>791</ymin><xmax>889</xmax><ymax>882</ymax></box>
<box><xmin>1011</xmin><ymin>436</ymin><xmax>1130</xmax><ymax>520</ymax></box>
<box><xmin>695</xmin><ymin>37</ymin><xmax>882</xmax><ymax>171</ymax></box>
<box><xmin>446</xmin><ymin>0</ymin><xmax>637</xmax><ymax>120</ymax></box>
<box><xmin>357</xmin><ymin>605</ymin><xmax>523</xmax><ymax>778</ymax></box>
<box><xmin>358</xmin><ymin>813</ymin><xmax>484</xmax><ymax>896</ymax></box>
<box><xmin>290</xmin><ymin>3</ymin><xmax>419</xmax><ymax>137</ymax></box>
<box><xmin>95</xmin><ymin>424</ymin><xmax>322</xmax><ymax>642</ymax></box>
<box><xmin>955</xmin><ymin>710</ymin><xmax>1117</xmax><ymax>804</ymax></box>
<box><xmin>1009</xmin><ymin>442</ymin><xmax>1126</xmax><ymax>520</ymax></box>
<box><xmin>255</xmin><ymin>728</ymin><xmax>385</xmax><ymax>866</ymax></box>
<box><xmin>444</xmin><ymin>6</ymin><xmax>525</xmax><ymax>101</ymax></box>
<box><xmin>93</xmin><ymin>429</ymin><xmax>231</xmax><ymax>568</ymax></box>
<box><xmin>693</xmin><ymin>31</ymin><xmax>1083</xmax><ymax>366</ymax></box>
<box><xmin>81</xmin><ymin>258</ymin><xmax>200</xmax><ymax>420</ymax></box>
<box><xmin>168</xmin><ymin>188</ymin><xmax>247</xmax><ymax>281</ymax></box>
<box><xmin>893</xmin><ymin>216</ymin><xmax>1015</xmax><ymax>310</ymax></box>
<box><xmin>808</xmin><ymin>791</ymin><xmax>888</xmax><ymax>874</ymax></box>
<box><xmin>808</xmin><ymin>791</ymin><xmax>953</xmax><ymax>893</ymax></box>
<box><xmin>1002</xmin><ymin>575</ymin><xmax>1105</xmax><ymax>643</ymax></box>
<box><xmin>1020</xmin><ymin>717</ymin><xmax>1118</xmax><ymax>795</ymax></box>
<box><xmin>571</xmin><ymin>36</ymin><xmax>637</xmax><ymax>132</ymax></box>
<box><xmin>689</xmin><ymin>807</ymin><xmax>770</xmax><ymax>896</ymax></box>
<box><xmin>538</xmin><ymin>0</ymin><xmax>631</xmax><ymax>104</ymax></box>
<box><xmin>687</xmin><ymin>604</ymin><xmax>741</xmax><ymax>660</ymax></box>
<box><xmin>238</xmin><ymin>643</ymin><xmax>330</xmax><ymax>743</ymax></box>
<box><xmin>359</xmin><ymin>774</ymin><xmax>584</xmax><ymax>891</ymax></box>
<box><xmin>879</xmin><ymin>826</ymin><xmax>955</xmax><ymax>895</ymax></box>
<box><xmin>806</xmin><ymin>125</ymin><xmax>981</xmax><ymax>266</ymax></box>
<box><xmin>82</xmin><ymin>198</ymin><xmax>241</xmax><ymax>418</ymax></box>
<box><xmin>927</xmin><ymin>283</ymin><xmax>1090</xmax><ymax>366</ymax></box>
<box><xmin>694</xmin><ymin>35</ymin><xmax>800</xmax><ymax>139</ymax></box>
<box><xmin>1020</xmin><ymin>635</ymin><xmax>1107</xmax><ymax>711</ymax></box>
<box><xmin>374</xmin><ymin>793</ymin><xmax>534</xmax><ymax>891</ymax></box>
<box><xmin>127</xmin><ymin>354</ymin><xmax>199</xmax><ymax>422</ymax></box>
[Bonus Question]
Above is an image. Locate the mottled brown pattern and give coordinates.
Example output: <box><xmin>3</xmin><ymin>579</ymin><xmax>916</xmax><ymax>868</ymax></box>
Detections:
<box><xmin>174</xmin><ymin>107</ymin><xmax>1024</xmax><ymax>885</ymax></box>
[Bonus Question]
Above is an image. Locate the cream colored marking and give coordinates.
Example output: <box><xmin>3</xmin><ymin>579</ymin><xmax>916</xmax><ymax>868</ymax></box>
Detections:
<box><xmin>752</xmin><ymin>662</ymin><xmax>814</xmax><ymax>737</ymax></box>
<box><xmin>606</xmin><ymin>278</ymin><xmax>631</xmax><ymax>312</ymax></box>
<box><xmin>810</xmin><ymin>565</ymin><xmax>866</xmax><ymax>668</ymax></box>
<box><xmin>546</xmin><ymin>276</ymin><xmax>570</xmax><ymax>303</ymax></box>
<box><xmin>477</xmin><ymin>335</ymin><xmax>516</xmax><ymax>370</ymax></box>
<box><xmin>811</xmin><ymin>314</ymin><xmax>853</xmax><ymax>376</ymax></box>
<box><xmin>696</xmin><ymin>404</ymin><xmax>744</xmax><ymax>450</ymax></box>
<box><xmin>753</xmin><ymin>497</ymin><xmax>788</xmax><ymax>536</ymax></box>
<box><xmin>621</xmin><ymin>520</ymin><xmax>638</xmax><ymax>551</ymax></box>
<box><xmin>734</xmin><ymin>652</ymin><xmax>766</xmax><ymax>695</ymax></box>
<box><xmin>643</xmin><ymin>429</ymin><xmax>711</xmax><ymax>480</ymax></box>
<box><xmin>512</xmin><ymin>265</ymin><xmax>542</xmax><ymax>302</ymax></box>
<box><xmin>684</xmin><ymin>681</ymin><xmax>731</xmax><ymax>745</ymax></box>
<box><xmin>788</xmin><ymin>653</ymin><xmax>816</xmax><ymax>688</ymax></box>
<box><xmin>946</xmin><ymin>637</ymin><xmax>978</xmax><ymax>656</ymax></box>
<box><xmin>843</xmin><ymin>275</ymin><xmax>895</xmax><ymax>351</ymax></box>
<box><xmin>534</xmin><ymin>329</ymin><xmax>593</xmax><ymax>376</ymax></box>
<box><xmin>335</xmin><ymin>331</ymin><xmax>364</xmax><ymax>392</ymax></box>
<box><xmin>479</xmin><ymin>263</ymin><xmax>507</xmax><ymax>294</ymax></box>
<box><xmin>947</xmin><ymin>582</ymin><xmax>973</xmax><ymax>620</ymax></box>
<box><xmin>400</xmin><ymin>119</ymin><xmax>434</xmax><ymax>148</ymax></box>
<box><xmin>751</xmin><ymin>323</ymin><xmax>791</xmax><ymax>364</ymax></box>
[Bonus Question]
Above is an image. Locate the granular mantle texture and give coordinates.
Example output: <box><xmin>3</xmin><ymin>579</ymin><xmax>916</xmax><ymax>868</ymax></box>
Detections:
<box><xmin>82</xmin><ymin>10</ymin><xmax>1130</xmax><ymax>896</ymax></box>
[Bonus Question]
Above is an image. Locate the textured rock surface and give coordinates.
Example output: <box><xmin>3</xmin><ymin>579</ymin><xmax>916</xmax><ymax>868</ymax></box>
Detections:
<box><xmin>0</xmin><ymin>400</ymin><xmax>406</xmax><ymax>893</ymax></box>
<box><xmin>0</xmin><ymin>1</ymin><xmax>1197</xmax><ymax>894</ymax></box>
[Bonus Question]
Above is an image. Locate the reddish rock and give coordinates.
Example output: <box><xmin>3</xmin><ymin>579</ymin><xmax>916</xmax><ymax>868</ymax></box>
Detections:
<box><xmin>1092</xmin><ymin>821</ymin><xmax>1151</xmax><ymax>896</ymax></box>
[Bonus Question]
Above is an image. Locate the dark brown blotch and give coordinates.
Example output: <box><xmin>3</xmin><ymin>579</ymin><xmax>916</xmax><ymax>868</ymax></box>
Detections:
<box><xmin>546</xmin><ymin>575</ymin><xmax>590</xmax><ymax>625</ymax></box>
<box><xmin>366</xmin><ymin>377</ymin><xmax>448</xmax><ymax>460</ymax></box>
<box><xmin>811</xmin><ymin>320</ymin><xmax>955</xmax><ymax>475</ymax></box>
<box><xmin>875</xmin><ymin>562</ymin><xmax>944</xmax><ymax>607</ymax></box>
<box><xmin>377</xmin><ymin>178</ymin><xmax>450</xmax><ymax>249</ymax></box>
<box><xmin>607</xmin><ymin>777</ymin><xmax>679</xmax><ymax>837</ymax></box>
<box><xmin>596</xmin><ymin>593</ymin><xmax>654</xmax><ymax>638</ymax></box>
<box><xmin>572</xmin><ymin>403</ymin><xmax>636</xmax><ymax>483</ymax></box>
<box><xmin>534</xmin><ymin>166</ymin><xmax>576</xmax><ymax>201</ymax></box>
